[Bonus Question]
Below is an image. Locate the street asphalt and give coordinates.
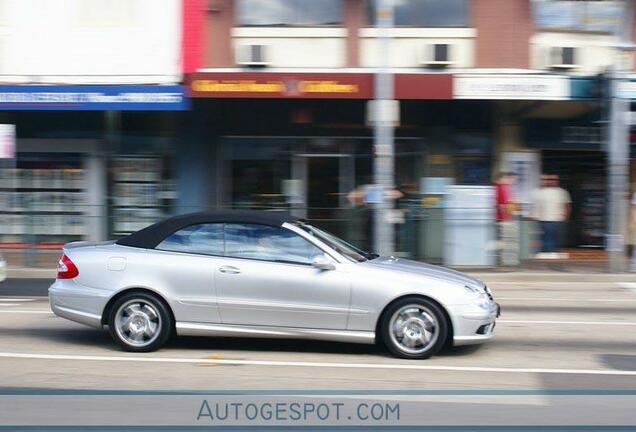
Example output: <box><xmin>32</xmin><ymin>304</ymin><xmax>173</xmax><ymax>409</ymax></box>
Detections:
<box><xmin>1</xmin><ymin>277</ymin><xmax>636</xmax><ymax>392</ymax></box>
<box><xmin>0</xmin><ymin>277</ymin><xmax>53</xmax><ymax>296</ymax></box>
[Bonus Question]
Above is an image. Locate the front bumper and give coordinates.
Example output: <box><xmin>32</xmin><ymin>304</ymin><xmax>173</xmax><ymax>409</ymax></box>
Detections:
<box><xmin>450</xmin><ymin>301</ymin><xmax>500</xmax><ymax>346</ymax></box>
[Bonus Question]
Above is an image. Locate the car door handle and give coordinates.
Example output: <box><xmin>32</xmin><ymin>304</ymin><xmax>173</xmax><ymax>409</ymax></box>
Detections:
<box><xmin>219</xmin><ymin>265</ymin><xmax>241</xmax><ymax>275</ymax></box>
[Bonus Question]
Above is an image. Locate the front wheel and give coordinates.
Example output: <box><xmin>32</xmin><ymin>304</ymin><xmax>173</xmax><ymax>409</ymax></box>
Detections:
<box><xmin>379</xmin><ymin>297</ymin><xmax>448</xmax><ymax>359</ymax></box>
<box><xmin>108</xmin><ymin>292</ymin><xmax>172</xmax><ymax>352</ymax></box>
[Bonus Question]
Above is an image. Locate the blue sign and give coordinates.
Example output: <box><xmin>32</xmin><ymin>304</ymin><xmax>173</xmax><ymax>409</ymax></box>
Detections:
<box><xmin>0</xmin><ymin>85</ymin><xmax>189</xmax><ymax>111</ymax></box>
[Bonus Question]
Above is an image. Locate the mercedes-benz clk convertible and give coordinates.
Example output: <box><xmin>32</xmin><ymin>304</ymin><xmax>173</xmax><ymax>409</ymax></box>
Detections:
<box><xmin>49</xmin><ymin>210</ymin><xmax>500</xmax><ymax>359</ymax></box>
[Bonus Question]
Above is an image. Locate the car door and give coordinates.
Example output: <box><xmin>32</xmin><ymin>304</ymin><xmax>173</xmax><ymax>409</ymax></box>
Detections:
<box><xmin>152</xmin><ymin>223</ymin><xmax>226</xmax><ymax>323</ymax></box>
<box><xmin>215</xmin><ymin>223</ymin><xmax>351</xmax><ymax>329</ymax></box>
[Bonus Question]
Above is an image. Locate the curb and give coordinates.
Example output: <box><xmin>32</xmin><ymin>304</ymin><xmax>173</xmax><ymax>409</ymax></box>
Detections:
<box><xmin>8</xmin><ymin>268</ymin><xmax>56</xmax><ymax>279</ymax></box>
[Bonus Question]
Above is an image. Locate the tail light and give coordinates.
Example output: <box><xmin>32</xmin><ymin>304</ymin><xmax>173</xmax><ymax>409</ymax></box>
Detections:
<box><xmin>57</xmin><ymin>254</ymin><xmax>79</xmax><ymax>279</ymax></box>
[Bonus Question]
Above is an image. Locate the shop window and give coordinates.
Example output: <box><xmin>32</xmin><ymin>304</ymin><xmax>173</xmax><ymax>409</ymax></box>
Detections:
<box><xmin>223</xmin><ymin>138</ymin><xmax>291</xmax><ymax>210</ymax></box>
<box><xmin>236</xmin><ymin>0</ymin><xmax>342</xmax><ymax>26</ymax></box>
<box><xmin>0</xmin><ymin>153</ymin><xmax>86</xmax><ymax>244</ymax></box>
<box><xmin>110</xmin><ymin>156</ymin><xmax>175</xmax><ymax>236</ymax></box>
<box><xmin>367</xmin><ymin>0</ymin><xmax>467</xmax><ymax>27</ymax></box>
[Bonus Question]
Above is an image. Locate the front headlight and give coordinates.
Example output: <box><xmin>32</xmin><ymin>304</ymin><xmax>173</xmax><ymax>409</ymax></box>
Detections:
<box><xmin>464</xmin><ymin>285</ymin><xmax>493</xmax><ymax>309</ymax></box>
<box><xmin>475</xmin><ymin>295</ymin><xmax>493</xmax><ymax>310</ymax></box>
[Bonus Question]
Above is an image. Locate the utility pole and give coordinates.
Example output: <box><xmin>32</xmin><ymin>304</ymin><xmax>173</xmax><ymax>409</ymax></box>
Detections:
<box><xmin>608</xmin><ymin>0</ymin><xmax>635</xmax><ymax>272</ymax></box>
<box><xmin>373</xmin><ymin>0</ymin><xmax>395</xmax><ymax>256</ymax></box>
<box><xmin>607</xmin><ymin>65</ymin><xmax>630</xmax><ymax>272</ymax></box>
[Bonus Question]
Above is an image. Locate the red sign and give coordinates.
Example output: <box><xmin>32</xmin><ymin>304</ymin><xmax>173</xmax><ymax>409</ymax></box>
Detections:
<box><xmin>394</xmin><ymin>74</ymin><xmax>453</xmax><ymax>100</ymax></box>
<box><xmin>189</xmin><ymin>72</ymin><xmax>373</xmax><ymax>99</ymax></box>
<box><xmin>188</xmin><ymin>72</ymin><xmax>453</xmax><ymax>100</ymax></box>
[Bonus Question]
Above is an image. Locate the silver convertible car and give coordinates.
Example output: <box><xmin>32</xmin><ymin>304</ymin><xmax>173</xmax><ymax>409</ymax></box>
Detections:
<box><xmin>49</xmin><ymin>210</ymin><xmax>499</xmax><ymax>359</ymax></box>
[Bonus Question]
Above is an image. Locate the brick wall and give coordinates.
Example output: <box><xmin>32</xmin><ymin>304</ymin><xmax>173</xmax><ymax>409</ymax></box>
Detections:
<box><xmin>344</xmin><ymin>0</ymin><xmax>366</xmax><ymax>67</ymax></box>
<box><xmin>204</xmin><ymin>0</ymin><xmax>235</xmax><ymax>67</ymax></box>
<box><xmin>472</xmin><ymin>0</ymin><xmax>533</xmax><ymax>68</ymax></box>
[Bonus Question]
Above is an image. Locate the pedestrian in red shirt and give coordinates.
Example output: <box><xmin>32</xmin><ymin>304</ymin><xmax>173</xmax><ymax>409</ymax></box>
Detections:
<box><xmin>495</xmin><ymin>172</ymin><xmax>519</xmax><ymax>266</ymax></box>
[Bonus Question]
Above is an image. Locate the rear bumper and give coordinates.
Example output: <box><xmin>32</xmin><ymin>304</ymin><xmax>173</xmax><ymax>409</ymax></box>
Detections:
<box><xmin>0</xmin><ymin>259</ymin><xmax>6</xmax><ymax>283</ymax></box>
<box><xmin>49</xmin><ymin>279</ymin><xmax>107</xmax><ymax>329</ymax></box>
<box><xmin>50</xmin><ymin>302</ymin><xmax>102</xmax><ymax>328</ymax></box>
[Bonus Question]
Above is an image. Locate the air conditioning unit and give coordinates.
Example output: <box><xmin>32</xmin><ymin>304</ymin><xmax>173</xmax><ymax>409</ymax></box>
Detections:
<box><xmin>548</xmin><ymin>46</ymin><xmax>578</xmax><ymax>70</ymax></box>
<box><xmin>236</xmin><ymin>44</ymin><xmax>270</xmax><ymax>67</ymax></box>
<box><xmin>419</xmin><ymin>43</ymin><xmax>453</xmax><ymax>67</ymax></box>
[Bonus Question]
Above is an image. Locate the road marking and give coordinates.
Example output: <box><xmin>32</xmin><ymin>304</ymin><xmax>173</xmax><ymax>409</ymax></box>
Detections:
<box><xmin>0</xmin><ymin>310</ymin><xmax>52</xmax><ymax>314</ymax></box>
<box><xmin>0</xmin><ymin>351</ymin><xmax>635</xmax><ymax>377</ymax></box>
<box><xmin>618</xmin><ymin>282</ymin><xmax>636</xmax><ymax>293</ymax></box>
<box><xmin>497</xmin><ymin>297</ymin><xmax>636</xmax><ymax>302</ymax></box>
<box><xmin>499</xmin><ymin>319</ymin><xmax>636</xmax><ymax>326</ymax></box>
<box><xmin>0</xmin><ymin>298</ymin><xmax>37</xmax><ymax>302</ymax></box>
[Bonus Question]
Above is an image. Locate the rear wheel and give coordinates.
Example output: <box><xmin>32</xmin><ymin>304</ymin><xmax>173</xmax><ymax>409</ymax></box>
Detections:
<box><xmin>380</xmin><ymin>296</ymin><xmax>448</xmax><ymax>359</ymax></box>
<box><xmin>108</xmin><ymin>292</ymin><xmax>172</xmax><ymax>352</ymax></box>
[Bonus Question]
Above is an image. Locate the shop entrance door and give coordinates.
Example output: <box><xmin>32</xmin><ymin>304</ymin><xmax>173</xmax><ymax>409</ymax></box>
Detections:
<box><xmin>294</xmin><ymin>154</ymin><xmax>353</xmax><ymax>239</ymax></box>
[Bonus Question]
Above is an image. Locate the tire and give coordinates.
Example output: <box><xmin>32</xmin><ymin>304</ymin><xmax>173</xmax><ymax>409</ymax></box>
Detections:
<box><xmin>379</xmin><ymin>296</ymin><xmax>448</xmax><ymax>359</ymax></box>
<box><xmin>108</xmin><ymin>292</ymin><xmax>173</xmax><ymax>352</ymax></box>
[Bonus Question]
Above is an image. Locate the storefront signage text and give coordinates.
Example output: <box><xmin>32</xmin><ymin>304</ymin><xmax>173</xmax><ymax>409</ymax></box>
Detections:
<box><xmin>453</xmin><ymin>75</ymin><xmax>570</xmax><ymax>100</ymax></box>
<box><xmin>190</xmin><ymin>73</ymin><xmax>372</xmax><ymax>99</ymax></box>
<box><xmin>0</xmin><ymin>85</ymin><xmax>189</xmax><ymax>110</ymax></box>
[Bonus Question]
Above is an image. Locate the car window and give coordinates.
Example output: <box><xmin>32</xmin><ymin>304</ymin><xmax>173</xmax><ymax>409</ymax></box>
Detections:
<box><xmin>224</xmin><ymin>223</ymin><xmax>325</xmax><ymax>265</ymax></box>
<box><xmin>156</xmin><ymin>223</ymin><xmax>224</xmax><ymax>256</ymax></box>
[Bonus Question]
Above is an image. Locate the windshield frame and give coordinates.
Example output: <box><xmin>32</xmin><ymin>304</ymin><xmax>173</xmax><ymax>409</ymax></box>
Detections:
<box><xmin>292</xmin><ymin>222</ymin><xmax>377</xmax><ymax>263</ymax></box>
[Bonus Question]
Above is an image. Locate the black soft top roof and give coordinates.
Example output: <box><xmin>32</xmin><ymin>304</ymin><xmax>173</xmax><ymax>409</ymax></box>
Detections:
<box><xmin>116</xmin><ymin>210</ymin><xmax>299</xmax><ymax>249</ymax></box>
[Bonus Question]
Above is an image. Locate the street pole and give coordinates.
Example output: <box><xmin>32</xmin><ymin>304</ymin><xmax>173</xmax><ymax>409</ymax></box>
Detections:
<box><xmin>608</xmin><ymin>0</ymin><xmax>634</xmax><ymax>273</ymax></box>
<box><xmin>373</xmin><ymin>0</ymin><xmax>395</xmax><ymax>256</ymax></box>
<box><xmin>608</xmin><ymin>64</ymin><xmax>630</xmax><ymax>273</ymax></box>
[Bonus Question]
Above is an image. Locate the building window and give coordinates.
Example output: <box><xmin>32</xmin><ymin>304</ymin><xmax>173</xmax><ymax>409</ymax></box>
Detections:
<box><xmin>367</xmin><ymin>0</ymin><xmax>467</xmax><ymax>27</ymax></box>
<box><xmin>236</xmin><ymin>0</ymin><xmax>342</xmax><ymax>26</ymax></box>
<box><xmin>531</xmin><ymin>0</ymin><xmax>625</xmax><ymax>33</ymax></box>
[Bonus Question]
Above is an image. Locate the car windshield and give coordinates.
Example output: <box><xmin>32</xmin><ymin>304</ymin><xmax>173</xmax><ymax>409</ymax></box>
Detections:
<box><xmin>294</xmin><ymin>222</ymin><xmax>378</xmax><ymax>263</ymax></box>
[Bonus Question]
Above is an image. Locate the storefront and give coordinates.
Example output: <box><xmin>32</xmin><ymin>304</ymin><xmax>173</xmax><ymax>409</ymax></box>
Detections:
<box><xmin>0</xmin><ymin>85</ymin><xmax>188</xmax><ymax>258</ymax></box>
<box><xmin>186</xmin><ymin>71</ymin><xmax>509</xmax><ymax>257</ymax></box>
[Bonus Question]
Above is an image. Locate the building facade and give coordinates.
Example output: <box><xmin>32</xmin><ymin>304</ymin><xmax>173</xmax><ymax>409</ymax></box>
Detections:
<box><xmin>179</xmin><ymin>0</ymin><xmax>635</xmax><ymax>261</ymax></box>
<box><xmin>0</xmin><ymin>0</ymin><xmax>186</xmax><ymax>265</ymax></box>
<box><xmin>2</xmin><ymin>0</ymin><xmax>635</xmax><ymax>265</ymax></box>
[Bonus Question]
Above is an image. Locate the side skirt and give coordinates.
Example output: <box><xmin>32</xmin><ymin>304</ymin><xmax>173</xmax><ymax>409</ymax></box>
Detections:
<box><xmin>176</xmin><ymin>322</ymin><xmax>376</xmax><ymax>345</ymax></box>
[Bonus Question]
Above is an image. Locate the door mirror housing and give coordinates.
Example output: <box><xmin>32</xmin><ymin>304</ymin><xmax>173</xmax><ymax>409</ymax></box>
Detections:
<box><xmin>312</xmin><ymin>255</ymin><xmax>335</xmax><ymax>271</ymax></box>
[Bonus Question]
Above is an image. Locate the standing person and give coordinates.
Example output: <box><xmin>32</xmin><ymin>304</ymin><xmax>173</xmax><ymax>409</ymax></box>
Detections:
<box><xmin>532</xmin><ymin>174</ymin><xmax>571</xmax><ymax>259</ymax></box>
<box><xmin>347</xmin><ymin>178</ymin><xmax>403</xmax><ymax>253</ymax></box>
<box><xmin>495</xmin><ymin>172</ymin><xmax>519</xmax><ymax>266</ymax></box>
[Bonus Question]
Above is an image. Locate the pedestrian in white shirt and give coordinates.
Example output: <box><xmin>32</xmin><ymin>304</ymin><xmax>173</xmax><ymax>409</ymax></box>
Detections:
<box><xmin>532</xmin><ymin>174</ymin><xmax>571</xmax><ymax>259</ymax></box>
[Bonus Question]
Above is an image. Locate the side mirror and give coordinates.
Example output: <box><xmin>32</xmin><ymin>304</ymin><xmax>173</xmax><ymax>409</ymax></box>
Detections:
<box><xmin>312</xmin><ymin>255</ymin><xmax>335</xmax><ymax>271</ymax></box>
